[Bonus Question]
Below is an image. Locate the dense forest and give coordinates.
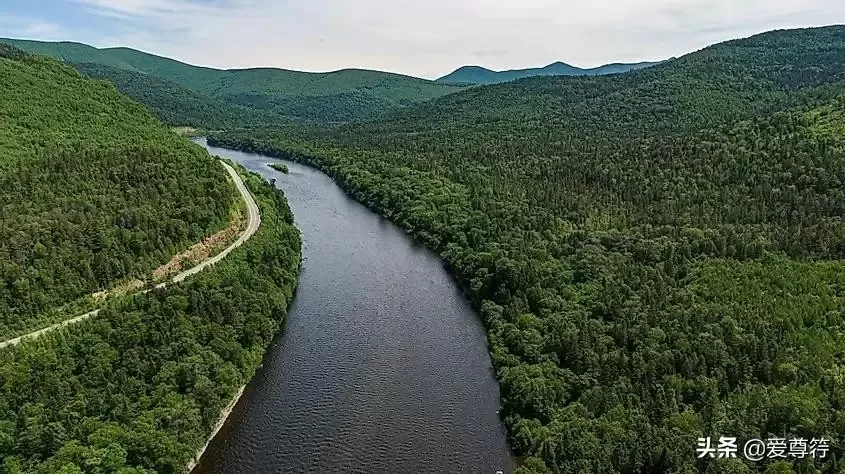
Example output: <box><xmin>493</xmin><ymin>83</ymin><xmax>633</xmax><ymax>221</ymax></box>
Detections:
<box><xmin>209</xmin><ymin>26</ymin><xmax>845</xmax><ymax>473</ymax></box>
<box><xmin>0</xmin><ymin>38</ymin><xmax>466</xmax><ymax>123</ymax></box>
<box><xmin>72</xmin><ymin>62</ymin><xmax>281</xmax><ymax>129</ymax></box>
<box><xmin>369</xmin><ymin>26</ymin><xmax>845</xmax><ymax>138</ymax></box>
<box><xmin>0</xmin><ymin>168</ymin><xmax>302</xmax><ymax>473</ymax></box>
<box><xmin>0</xmin><ymin>44</ymin><xmax>238</xmax><ymax>340</ymax></box>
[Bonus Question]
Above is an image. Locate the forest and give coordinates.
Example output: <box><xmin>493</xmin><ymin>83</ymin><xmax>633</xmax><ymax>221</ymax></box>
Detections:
<box><xmin>0</xmin><ymin>169</ymin><xmax>301</xmax><ymax>473</ymax></box>
<box><xmin>208</xmin><ymin>26</ymin><xmax>845</xmax><ymax>473</ymax></box>
<box><xmin>72</xmin><ymin>62</ymin><xmax>279</xmax><ymax>129</ymax></box>
<box><xmin>0</xmin><ymin>42</ymin><xmax>304</xmax><ymax>473</ymax></box>
<box><xmin>0</xmin><ymin>38</ymin><xmax>466</xmax><ymax>124</ymax></box>
<box><xmin>0</xmin><ymin>45</ymin><xmax>238</xmax><ymax>340</ymax></box>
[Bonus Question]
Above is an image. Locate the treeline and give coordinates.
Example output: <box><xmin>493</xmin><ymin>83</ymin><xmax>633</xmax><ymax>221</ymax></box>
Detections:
<box><xmin>208</xmin><ymin>26</ymin><xmax>845</xmax><ymax>473</ymax></box>
<box><xmin>0</xmin><ymin>168</ymin><xmax>302</xmax><ymax>473</ymax></box>
<box><xmin>0</xmin><ymin>46</ymin><xmax>234</xmax><ymax>338</ymax></box>
<box><xmin>226</xmin><ymin>89</ymin><xmax>441</xmax><ymax>123</ymax></box>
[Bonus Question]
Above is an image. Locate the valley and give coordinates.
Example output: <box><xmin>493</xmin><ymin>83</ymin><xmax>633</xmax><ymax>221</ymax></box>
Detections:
<box><xmin>191</xmin><ymin>140</ymin><xmax>514</xmax><ymax>473</ymax></box>
<box><xmin>203</xmin><ymin>26</ymin><xmax>845</xmax><ymax>473</ymax></box>
<box><xmin>2</xmin><ymin>19</ymin><xmax>845</xmax><ymax>474</ymax></box>
<box><xmin>1</xmin><ymin>38</ymin><xmax>467</xmax><ymax>124</ymax></box>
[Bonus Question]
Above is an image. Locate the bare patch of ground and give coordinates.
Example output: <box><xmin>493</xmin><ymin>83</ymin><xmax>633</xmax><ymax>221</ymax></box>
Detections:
<box><xmin>172</xmin><ymin>126</ymin><xmax>199</xmax><ymax>136</ymax></box>
<box><xmin>90</xmin><ymin>204</ymin><xmax>246</xmax><ymax>301</ymax></box>
<box><xmin>152</xmin><ymin>207</ymin><xmax>246</xmax><ymax>281</ymax></box>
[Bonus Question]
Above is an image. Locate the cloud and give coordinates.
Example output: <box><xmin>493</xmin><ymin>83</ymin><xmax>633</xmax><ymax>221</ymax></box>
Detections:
<box><xmin>16</xmin><ymin>0</ymin><xmax>845</xmax><ymax>78</ymax></box>
<box><xmin>0</xmin><ymin>15</ymin><xmax>66</xmax><ymax>39</ymax></box>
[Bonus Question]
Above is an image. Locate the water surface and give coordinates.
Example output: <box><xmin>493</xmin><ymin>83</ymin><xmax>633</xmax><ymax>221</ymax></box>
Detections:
<box><xmin>194</xmin><ymin>139</ymin><xmax>514</xmax><ymax>473</ymax></box>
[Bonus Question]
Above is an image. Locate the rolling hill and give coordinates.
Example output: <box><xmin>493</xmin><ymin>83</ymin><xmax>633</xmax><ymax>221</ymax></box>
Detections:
<box><xmin>436</xmin><ymin>60</ymin><xmax>661</xmax><ymax>85</ymax></box>
<box><xmin>207</xmin><ymin>25</ymin><xmax>845</xmax><ymax>473</ymax></box>
<box><xmin>0</xmin><ymin>38</ymin><xmax>466</xmax><ymax>123</ymax></box>
<box><xmin>72</xmin><ymin>62</ymin><xmax>279</xmax><ymax>128</ymax></box>
<box><xmin>382</xmin><ymin>26</ymin><xmax>845</xmax><ymax>137</ymax></box>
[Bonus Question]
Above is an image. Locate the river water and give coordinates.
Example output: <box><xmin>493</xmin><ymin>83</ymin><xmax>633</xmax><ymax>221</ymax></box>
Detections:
<box><xmin>193</xmin><ymin>139</ymin><xmax>514</xmax><ymax>473</ymax></box>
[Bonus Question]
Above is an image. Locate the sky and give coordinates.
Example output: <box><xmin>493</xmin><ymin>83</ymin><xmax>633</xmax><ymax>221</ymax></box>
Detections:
<box><xmin>2</xmin><ymin>0</ymin><xmax>844</xmax><ymax>79</ymax></box>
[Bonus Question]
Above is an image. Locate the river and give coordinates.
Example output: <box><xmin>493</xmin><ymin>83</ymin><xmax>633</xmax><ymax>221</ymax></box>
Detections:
<box><xmin>193</xmin><ymin>139</ymin><xmax>515</xmax><ymax>473</ymax></box>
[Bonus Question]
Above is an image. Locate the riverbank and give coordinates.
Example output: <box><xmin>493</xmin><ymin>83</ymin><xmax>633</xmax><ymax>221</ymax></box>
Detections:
<box><xmin>0</xmin><ymin>157</ymin><xmax>302</xmax><ymax>473</ymax></box>
<box><xmin>185</xmin><ymin>385</ymin><xmax>246</xmax><ymax>473</ymax></box>
<box><xmin>193</xmin><ymin>139</ymin><xmax>514</xmax><ymax>473</ymax></box>
<box><xmin>183</xmin><ymin>161</ymin><xmax>303</xmax><ymax>473</ymax></box>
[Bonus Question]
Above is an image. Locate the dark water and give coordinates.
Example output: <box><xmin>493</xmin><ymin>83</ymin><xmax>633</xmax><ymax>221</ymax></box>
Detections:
<box><xmin>193</xmin><ymin>139</ymin><xmax>514</xmax><ymax>474</ymax></box>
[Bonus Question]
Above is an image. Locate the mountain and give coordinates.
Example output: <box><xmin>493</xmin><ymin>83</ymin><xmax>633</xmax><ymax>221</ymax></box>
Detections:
<box><xmin>0</xmin><ymin>43</ymin><xmax>237</xmax><ymax>337</ymax></box>
<box><xmin>207</xmin><ymin>25</ymin><xmax>845</xmax><ymax>474</ymax></box>
<box><xmin>394</xmin><ymin>26</ymin><xmax>845</xmax><ymax>136</ymax></box>
<box><xmin>72</xmin><ymin>62</ymin><xmax>280</xmax><ymax>128</ymax></box>
<box><xmin>436</xmin><ymin>60</ymin><xmax>661</xmax><ymax>85</ymax></box>
<box><xmin>0</xmin><ymin>38</ymin><xmax>466</xmax><ymax>123</ymax></box>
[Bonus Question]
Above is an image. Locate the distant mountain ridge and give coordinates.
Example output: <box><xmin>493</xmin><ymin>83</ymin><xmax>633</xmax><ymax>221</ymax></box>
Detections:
<box><xmin>436</xmin><ymin>60</ymin><xmax>662</xmax><ymax>85</ymax></box>
<box><xmin>0</xmin><ymin>38</ymin><xmax>466</xmax><ymax>123</ymax></box>
<box><xmin>2</xmin><ymin>37</ymin><xmax>662</xmax><ymax>122</ymax></box>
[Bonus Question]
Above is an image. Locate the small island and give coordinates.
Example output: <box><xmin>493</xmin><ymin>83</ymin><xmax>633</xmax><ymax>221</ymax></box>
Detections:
<box><xmin>268</xmin><ymin>162</ymin><xmax>289</xmax><ymax>173</ymax></box>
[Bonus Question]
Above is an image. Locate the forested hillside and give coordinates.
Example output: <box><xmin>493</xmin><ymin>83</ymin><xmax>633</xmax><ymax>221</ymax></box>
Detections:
<box><xmin>0</xmin><ymin>38</ymin><xmax>466</xmax><ymax>123</ymax></box>
<box><xmin>209</xmin><ymin>25</ymin><xmax>845</xmax><ymax>473</ymax></box>
<box><xmin>385</xmin><ymin>26</ymin><xmax>845</xmax><ymax>136</ymax></box>
<box><xmin>73</xmin><ymin>62</ymin><xmax>280</xmax><ymax>128</ymax></box>
<box><xmin>0</xmin><ymin>44</ymin><xmax>235</xmax><ymax>339</ymax></box>
<box><xmin>0</xmin><ymin>168</ymin><xmax>301</xmax><ymax>473</ymax></box>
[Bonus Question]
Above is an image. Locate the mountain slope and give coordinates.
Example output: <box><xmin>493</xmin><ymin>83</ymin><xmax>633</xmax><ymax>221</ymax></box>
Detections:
<box><xmin>1</xmin><ymin>38</ymin><xmax>466</xmax><ymax>122</ymax></box>
<box><xmin>208</xmin><ymin>25</ymin><xmax>845</xmax><ymax>473</ymax></box>
<box><xmin>436</xmin><ymin>60</ymin><xmax>660</xmax><ymax>85</ymax></box>
<box><xmin>0</xmin><ymin>168</ymin><xmax>302</xmax><ymax>473</ymax></box>
<box><xmin>0</xmin><ymin>44</ymin><xmax>303</xmax><ymax>473</ymax></box>
<box><xmin>72</xmin><ymin>62</ymin><xmax>280</xmax><ymax>128</ymax></box>
<box><xmin>0</xmin><ymin>44</ymin><xmax>235</xmax><ymax>338</ymax></box>
<box><xmin>386</xmin><ymin>26</ymin><xmax>845</xmax><ymax>137</ymax></box>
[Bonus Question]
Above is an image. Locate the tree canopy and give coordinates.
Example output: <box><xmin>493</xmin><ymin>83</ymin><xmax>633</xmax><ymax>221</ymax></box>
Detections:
<box><xmin>0</xmin><ymin>170</ymin><xmax>301</xmax><ymax>473</ymax></box>
<box><xmin>0</xmin><ymin>45</ymin><xmax>238</xmax><ymax>339</ymax></box>
<box><xmin>208</xmin><ymin>25</ymin><xmax>845</xmax><ymax>473</ymax></box>
<box><xmin>72</xmin><ymin>62</ymin><xmax>280</xmax><ymax>129</ymax></box>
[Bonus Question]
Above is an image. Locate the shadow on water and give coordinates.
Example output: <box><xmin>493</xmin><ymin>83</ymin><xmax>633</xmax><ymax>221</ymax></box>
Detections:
<box><xmin>193</xmin><ymin>138</ymin><xmax>515</xmax><ymax>474</ymax></box>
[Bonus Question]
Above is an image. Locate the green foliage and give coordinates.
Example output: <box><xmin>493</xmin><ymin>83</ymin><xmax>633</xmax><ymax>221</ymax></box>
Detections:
<box><xmin>218</xmin><ymin>68</ymin><xmax>467</xmax><ymax>122</ymax></box>
<box><xmin>0</xmin><ymin>170</ymin><xmax>301</xmax><ymax>473</ymax></box>
<box><xmin>72</xmin><ymin>62</ymin><xmax>280</xmax><ymax>128</ymax></box>
<box><xmin>805</xmin><ymin>98</ymin><xmax>845</xmax><ymax>139</ymax></box>
<box><xmin>209</xmin><ymin>26</ymin><xmax>845</xmax><ymax>473</ymax></box>
<box><xmin>268</xmin><ymin>162</ymin><xmax>289</xmax><ymax>173</ymax></box>
<box><xmin>379</xmin><ymin>26</ymin><xmax>845</xmax><ymax>136</ymax></box>
<box><xmin>1</xmin><ymin>38</ymin><xmax>466</xmax><ymax>123</ymax></box>
<box><xmin>0</xmin><ymin>47</ymin><xmax>235</xmax><ymax>339</ymax></box>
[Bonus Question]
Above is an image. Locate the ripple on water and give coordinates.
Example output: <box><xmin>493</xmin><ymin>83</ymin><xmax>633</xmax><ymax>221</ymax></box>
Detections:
<box><xmin>193</xmin><ymin>141</ymin><xmax>515</xmax><ymax>474</ymax></box>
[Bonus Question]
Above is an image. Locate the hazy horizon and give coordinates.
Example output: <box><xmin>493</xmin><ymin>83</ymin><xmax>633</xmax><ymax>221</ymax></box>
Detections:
<box><xmin>2</xmin><ymin>0</ymin><xmax>844</xmax><ymax>79</ymax></box>
<box><xmin>1</xmin><ymin>35</ymin><xmax>668</xmax><ymax>79</ymax></box>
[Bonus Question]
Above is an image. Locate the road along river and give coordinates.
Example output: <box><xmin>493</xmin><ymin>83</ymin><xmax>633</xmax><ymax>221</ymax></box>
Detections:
<box><xmin>0</xmin><ymin>160</ymin><xmax>259</xmax><ymax>350</ymax></box>
<box><xmin>194</xmin><ymin>138</ymin><xmax>515</xmax><ymax>473</ymax></box>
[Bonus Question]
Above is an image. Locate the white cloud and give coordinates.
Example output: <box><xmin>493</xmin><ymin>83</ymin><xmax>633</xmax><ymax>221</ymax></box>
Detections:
<box><xmin>61</xmin><ymin>0</ymin><xmax>845</xmax><ymax>78</ymax></box>
<box><xmin>1</xmin><ymin>15</ymin><xmax>66</xmax><ymax>40</ymax></box>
